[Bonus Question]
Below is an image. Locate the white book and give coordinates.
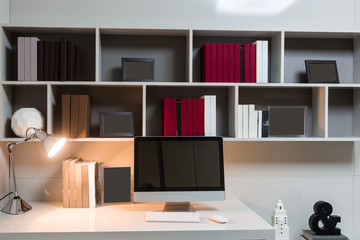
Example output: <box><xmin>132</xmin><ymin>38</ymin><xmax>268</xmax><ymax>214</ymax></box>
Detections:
<box><xmin>88</xmin><ymin>162</ymin><xmax>98</xmax><ymax>208</ymax></box>
<box><xmin>24</xmin><ymin>37</ymin><xmax>31</xmax><ymax>81</ymax></box>
<box><xmin>242</xmin><ymin>105</ymin><xmax>249</xmax><ymax>138</ymax></box>
<box><xmin>237</xmin><ymin>105</ymin><xmax>243</xmax><ymax>138</ymax></box>
<box><xmin>210</xmin><ymin>95</ymin><xmax>216</xmax><ymax>136</ymax></box>
<box><xmin>75</xmin><ymin>161</ymin><xmax>83</xmax><ymax>208</ymax></box>
<box><xmin>201</xmin><ymin>95</ymin><xmax>211</xmax><ymax>136</ymax></box>
<box><xmin>262</xmin><ymin>41</ymin><xmax>268</xmax><ymax>83</ymax></box>
<box><xmin>249</xmin><ymin>104</ymin><xmax>257</xmax><ymax>138</ymax></box>
<box><xmin>17</xmin><ymin>37</ymin><xmax>25</xmax><ymax>81</ymax></box>
<box><xmin>253</xmin><ymin>40</ymin><xmax>263</xmax><ymax>83</ymax></box>
<box><xmin>258</xmin><ymin>110</ymin><xmax>263</xmax><ymax>138</ymax></box>
<box><xmin>30</xmin><ymin>37</ymin><xmax>40</xmax><ymax>81</ymax></box>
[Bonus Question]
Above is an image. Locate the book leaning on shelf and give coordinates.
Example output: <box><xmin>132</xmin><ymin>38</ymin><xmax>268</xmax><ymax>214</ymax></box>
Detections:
<box><xmin>237</xmin><ymin>104</ymin><xmax>269</xmax><ymax>138</ymax></box>
<box><xmin>62</xmin><ymin>158</ymin><xmax>99</xmax><ymax>208</ymax></box>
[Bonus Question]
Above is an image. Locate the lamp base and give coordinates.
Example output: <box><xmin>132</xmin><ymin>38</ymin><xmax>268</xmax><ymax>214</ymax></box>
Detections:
<box><xmin>1</xmin><ymin>196</ymin><xmax>32</xmax><ymax>215</ymax></box>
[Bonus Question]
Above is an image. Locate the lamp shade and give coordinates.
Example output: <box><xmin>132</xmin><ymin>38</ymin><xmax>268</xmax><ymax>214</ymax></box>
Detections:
<box><xmin>42</xmin><ymin>135</ymin><xmax>66</xmax><ymax>157</ymax></box>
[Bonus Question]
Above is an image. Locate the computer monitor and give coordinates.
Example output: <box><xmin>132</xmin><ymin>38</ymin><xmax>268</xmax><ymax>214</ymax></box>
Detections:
<box><xmin>134</xmin><ymin>136</ymin><xmax>225</xmax><ymax>211</ymax></box>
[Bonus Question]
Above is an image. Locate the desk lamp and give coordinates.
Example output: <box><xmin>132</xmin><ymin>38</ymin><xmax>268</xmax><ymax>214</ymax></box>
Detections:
<box><xmin>1</xmin><ymin>127</ymin><xmax>66</xmax><ymax>215</ymax></box>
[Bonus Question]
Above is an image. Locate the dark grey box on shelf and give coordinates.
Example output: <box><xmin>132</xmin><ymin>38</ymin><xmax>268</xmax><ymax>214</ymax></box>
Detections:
<box><xmin>104</xmin><ymin>167</ymin><xmax>131</xmax><ymax>203</ymax></box>
<box><xmin>302</xmin><ymin>230</ymin><xmax>348</xmax><ymax>240</ymax></box>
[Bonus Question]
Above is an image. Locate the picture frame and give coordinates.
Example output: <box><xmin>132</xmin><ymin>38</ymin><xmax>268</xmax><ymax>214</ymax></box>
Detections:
<box><xmin>269</xmin><ymin>106</ymin><xmax>307</xmax><ymax>137</ymax></box>
<box><xmin>305</xmin><ymin>60</ymin><xmax>339</xmax><ymax>83</ymax></box>
<box><xmin>99</xmin><ymin>112</ymin><xmax>134</xmax><ymax>137</ymax></box>
<box><xmin>121</xmin><ymin>58</ymin><xmax>155</xmax><ymax>81</ymax></box>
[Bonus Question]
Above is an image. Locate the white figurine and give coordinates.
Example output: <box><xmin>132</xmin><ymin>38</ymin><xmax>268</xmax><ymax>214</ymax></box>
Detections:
<box><xmin>272</xmin><ymin>200</ymin><xmax>289</xmax><ymax>240</ymax></box>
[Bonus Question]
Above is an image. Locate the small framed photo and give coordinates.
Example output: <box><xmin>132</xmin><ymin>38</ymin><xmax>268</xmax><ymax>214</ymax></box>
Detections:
<box><xmin>269</xmin><ymin>106</ymin><xmax>307</xmax><ymax>137</ymax></box>
<box><xmin>305</xmin><ymin>60</ymin><xmax>339</xmax><ymax>83</ymax></box>
<box><xmin>99</xmin><ymin>112</ymin><xmax>134</xmax><ymax>137</ymax></box>
<box><xmin>122</xmin><ymin>58</ymin><xmax>155</xmax><ymax>81</ymax></box>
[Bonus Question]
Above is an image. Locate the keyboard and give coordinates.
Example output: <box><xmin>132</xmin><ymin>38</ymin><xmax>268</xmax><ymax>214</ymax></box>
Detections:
<box><xmin>145</xmin><ymin>211</ymin><xmax>200</xmax><ymax>223</ymax></box>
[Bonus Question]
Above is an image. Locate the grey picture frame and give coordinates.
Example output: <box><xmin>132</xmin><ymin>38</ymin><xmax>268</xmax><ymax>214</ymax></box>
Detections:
<box><xmin>121</xmin><ymin>57</ymin><xmax>155</xmax><ymax>82</ymax></box>
<box><xmin>305</xmin><ymin>60</ymin><xmax>339</xmax><ymax>83</ymax></box>
<box><xmin>99</xmin><ymin>112</ymin><xmax>134</xmax><ymax>137</ymax></box>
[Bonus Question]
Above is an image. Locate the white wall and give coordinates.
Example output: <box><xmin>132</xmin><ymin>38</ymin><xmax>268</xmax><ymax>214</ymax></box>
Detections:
<box><xmin>2</xmin><ymin>1</ymin><xmax>360</xmax><ymax>240</ymax></box>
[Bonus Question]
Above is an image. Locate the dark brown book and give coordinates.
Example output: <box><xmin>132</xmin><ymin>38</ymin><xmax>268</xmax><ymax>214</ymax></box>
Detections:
<box><xmin>48</xmin><ymin>41</ymin><xmax>54</xmax><ymax>81</ymax></box>
<box><xmin>60</xmin><ymin>38</ymin><xmax>67</xmax><ymax>81</ymax></box>
<box><xmin>78</xmin><ymin>95</ymin><xmax>91</xmax><ymax>138</ymax></box>
<box><xmin>62</xmin><ymin>95</ymin><xmax>71</xmax><ymax>138</ymax></box>
<box><xmin>54</xmin><ymin>41</ymin><xmax>60</xmax><ymax>81</ymax></box>
<box><xmin>70</xmin><ymin>95</ymin><xmax>79</xmax><ymax>138</ymax></box>
<box><xmin>67</xmin><ymin>41</ymin><xmax>77</xmax><ymax>81</ymax></box>
<box><xmin>43</xmin><ymin>41</ymin><xmax>49</xmax><ymax>81</ymax></box>
<box><xmin>37</xmin><ymin>41</ymin><xmax>43</xmax><ymax>81</ymax></box>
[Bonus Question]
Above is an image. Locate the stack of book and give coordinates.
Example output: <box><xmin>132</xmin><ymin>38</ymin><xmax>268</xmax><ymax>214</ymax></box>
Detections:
<box><xmin>17</xmin><ymin>37</ymin><xmax>77</xmax><ymax>81</ymax></box>
<box><xmin>201</xmin><ymin>41</ymin><xmax>268</xmax><ymax>83</ymax></box>
<box><xmin>237</xmin><ymin>104</ymin><xmax>269</xmax><ymax>138</ymax></box>
<box><xmin>62</xmin><ymin>158</ymin><xmax>99</xmax><ymax>208</ymax></box>
<box><xmin>62</xmin><ymin>94</ymin><xmax>91</xmax><ymax>138</ymax></box>
<box><xmin>163</xmin><ymin>95</ymin><xmax>216</xmax><ymax>136</ymax></box>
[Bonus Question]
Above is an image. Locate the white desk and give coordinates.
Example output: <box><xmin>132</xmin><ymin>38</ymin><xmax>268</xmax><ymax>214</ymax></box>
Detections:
<box><xmin>0</xmin><ymin>199</ymin><xmax>274</xmax><ymax>240</ymax></box>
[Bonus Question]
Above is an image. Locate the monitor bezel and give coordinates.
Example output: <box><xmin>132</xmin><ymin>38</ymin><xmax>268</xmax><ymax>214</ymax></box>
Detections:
<box><xmin>134</xmin><ymin>136</ymin><xmax>225</xmax><ymax>192</ymax></box>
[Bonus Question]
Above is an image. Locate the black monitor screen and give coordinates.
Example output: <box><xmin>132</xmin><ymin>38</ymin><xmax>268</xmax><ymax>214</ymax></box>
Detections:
<box><xmin>134</xmin><ymin>137</ymin><xmax>225</xmax><ymax>191</ymax></box>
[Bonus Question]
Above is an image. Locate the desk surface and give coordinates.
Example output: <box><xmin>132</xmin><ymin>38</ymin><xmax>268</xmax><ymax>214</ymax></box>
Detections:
<box><xmin>0</xmin><ymin>199</ymin><xmax>274</xmax><ymax>240</ymax></box>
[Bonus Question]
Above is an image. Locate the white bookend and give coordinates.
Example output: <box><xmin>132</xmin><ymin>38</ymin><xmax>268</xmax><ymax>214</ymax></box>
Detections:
<box><xmin>237</xmin><ymin>105</ymin><xmax>243</xmax><ymax>138</ymax></box>
<box><xmin>258</xmin><ymin>110</ymin><xmax>263</xmax><ymax>138</ymax></box>
<box><xmin>210</xmin><ymin>95</ymin><xmax>216</xmax><ymax>136</ymax></box>
<box><xmin>249</xmin><ymin>104</ymin><xmax>257</xmax><ymax>138</ymax></box>
<box><xmin>262</xmin><ymin>41</ymin><xmax>268</xmax><ymax>83</ymax></box>
<box><xmin>75</xmin><ymin>161</ymin><xmax>83</xmax><ymax>208</ymax></box>
<box><xmin>252</xmin><ymin>40</ymin><xmax>263</xmax><ymax>83</ymax></box>
<box><xmin>201</xmin><ymin>95</ymin><xmax>211</xmax><ymax>136</ymax></box>
<box><xmin>30</xmin><ymin>37</ymin><xmax>40</xmax><ymax>81</ymax></box>
<box><xmin>88</xmin><ymin>162</ymin><xmax>98</xmax><ymax>208</ymax></box>
<box><xmin>242</xmin><ymin>105</ymin><xmax>249</xmax><ymax>138</ymax></box>
<box><xmin>17</xmin><ymin>37</ymin><xmax>25</xmax><ymax>81</ymax></box>
<box><xmin>24</xmin><ymin>37</ymin><xmax>31</xmax><ymax>81</ymax></box>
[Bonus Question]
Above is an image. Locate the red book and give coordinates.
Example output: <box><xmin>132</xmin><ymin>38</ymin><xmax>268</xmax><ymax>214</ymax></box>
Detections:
<box><xmin>244</xmin><ymin>44</ymin><xmax>251</xmax><ymax>83</ymax></box>
<box><xmin>192</xmin><ymin>99</ymin><xmax>199</xmax><ymax>136</ymax></box>
<box><xmin>163</xmin><ymin>98</ymin><xmax>170</xmax><ymax>136</ymax></box>
<box><xmin>201</xmin><ymin>44</ymin><xmax>211</xmax><ymax>82</ymax></box>
<box><xmin>199</xmin><ymin>98</ymin><xmax>205</xmax><ymax>136</ymax></box>
<box><xmin>229</xmin><ymin>44</ymin><xmax>235</xmax><ymax>82</ymax></box>
<box><xmin>217</xmin><ymin>44</ymin><xmax>223</xmax><ymax>82</ymax></box>
<box><xmin>223</xmin><ymin>44</ymin><xmax>229</xmax><ymax>82</ymax></box>
<box><xmin>181</xmin><ymin>99</ymin><xmax>187</xmax><ymax>136</ymax></box>
<box><xmin>169</xmin><ymin>98</ymin><xmax>177</xmax><ymax>136</ymax></box>
<box><xmin>250</xmin><ymin>44</ymin><xmax>256</xmax><ymax>83</ymax></box>
<box><xmin>211</xmin><ymin>43</ymin><xmax>217</xmax><ymax>82</ymax></box>
<box><xmin>234</xmin><ymin>44</ymin><xmax>241</xmax><ymax>83</ymax></box>
<box><xmin>186</xmin><ymin>99</ymin><xmax>193</xmax><ymax>136</ymax></box>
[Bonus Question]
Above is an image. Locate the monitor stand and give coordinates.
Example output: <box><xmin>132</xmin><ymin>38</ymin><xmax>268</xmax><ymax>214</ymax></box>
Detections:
<box><xmin>163</xmin><ymin>202</ymin><xmax>196</xmax><ymax>212</ymax></box>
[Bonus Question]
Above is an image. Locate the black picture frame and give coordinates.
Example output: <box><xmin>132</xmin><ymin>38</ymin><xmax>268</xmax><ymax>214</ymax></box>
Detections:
<box><xmin>99</xmin><ymin>112</ymin><xmax>134</xmax><ymax>137</ymax></box>
<box><xmin>269</xmin><ymin>106</ymin><xmax>307</xmax><ymax>137</ymax></box>
<box><xmin>305</xmin><ymin>60</ymin><xmax>339</xmax><ymax>83</ymax></box>
<box><xmin>122</xmin><ymin>58</ymin><xmax>155</xmax><ymax>81</ymax></box>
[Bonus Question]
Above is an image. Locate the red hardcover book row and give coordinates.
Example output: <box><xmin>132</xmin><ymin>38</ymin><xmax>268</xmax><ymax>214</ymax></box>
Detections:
<box><xmin>163</xmin><ymin>98</ymin><xmax>205</xmax><ymax>136</ymax></box>
<box><xmin>201</xmin><ymin>43</ymin><xmax>256</xmax><ymax>83</ymax></box>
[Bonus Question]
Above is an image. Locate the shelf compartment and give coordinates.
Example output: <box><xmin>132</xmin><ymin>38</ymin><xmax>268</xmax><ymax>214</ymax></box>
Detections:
<box><xmin>284</xmin><ymin>32</ymin><xmax>354</xmax><ymax>84</ymax></box>
<box><xmin>192</xmin><ymin>30</ymin><xmax>283</xmax><ymax>83</ymax></box>
<box><xmin>145</xmin><ymin>86</ymin><xmax>235</xmax><ymax>137</ymax></box>
<box><xmin>50</xmin><ymin>85</ymin><xmax>143</xmax><ymax>138</ymax></box>
<box><xmin>100</xmin><ymin>29</ymin><xmax>188</xmax><ymax>82</ymax></box>
<box><xmin>328</xmin><ymin>88</ymin><xmax>360</xmax><ymax>138</ymax></box>
<box><xmin>1</xmin><ymin>85</ymin><xmax>47</xmax><ymax>138</ymax></box>
<box><xmin>1</xmin><ymin>26</ymin><xmax>96</xmax><ymax>82</ymax></box>
<box><xmin>238</xmin><ymin>86</ymin><xmax>326</xmax><ymax>138</ymax></box>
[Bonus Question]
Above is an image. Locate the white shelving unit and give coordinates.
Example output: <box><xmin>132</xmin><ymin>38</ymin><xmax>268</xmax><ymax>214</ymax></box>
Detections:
<box><xmin>1</xmin><ymin>27</ymin><xmax>360</xmax><ymax>141</ymax></box>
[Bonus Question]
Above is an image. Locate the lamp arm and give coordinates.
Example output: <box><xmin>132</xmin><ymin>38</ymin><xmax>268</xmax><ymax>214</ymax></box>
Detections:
<box><xmin>6</xmin><ymin>131</ymin><xmax>37</xmax><ymax>197</ymax></box>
